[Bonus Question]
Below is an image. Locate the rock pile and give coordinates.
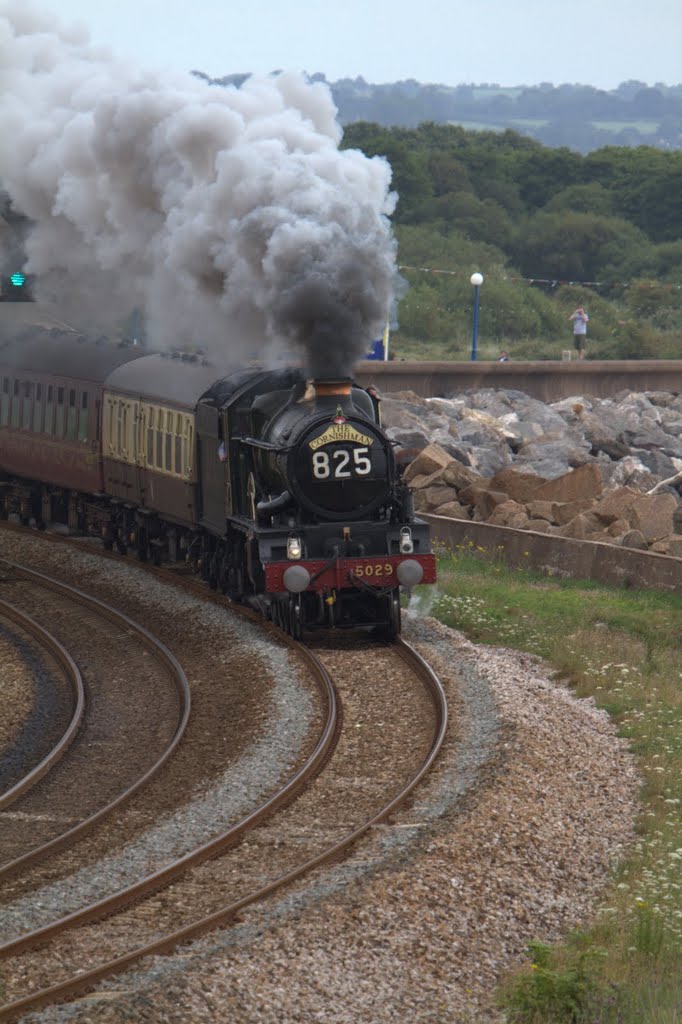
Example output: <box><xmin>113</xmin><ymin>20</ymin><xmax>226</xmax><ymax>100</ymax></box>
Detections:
<box><xmin>381</xmin><ymin>388</ymin><xmax>682</xmax><ymax>557</ymax></box>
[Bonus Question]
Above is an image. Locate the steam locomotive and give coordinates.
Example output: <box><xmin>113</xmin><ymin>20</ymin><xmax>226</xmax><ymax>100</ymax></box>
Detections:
<box><xmin>0</xmin><ymin>327</ymin><xmax>436</xmax><ymax>638</ymax></box>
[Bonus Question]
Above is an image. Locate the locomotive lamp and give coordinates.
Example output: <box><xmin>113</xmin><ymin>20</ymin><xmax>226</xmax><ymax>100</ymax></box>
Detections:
<box><xmin>287</xmin><ymin>535</ymin><xmax>302</xmax><ymax>559</ymax></box>
<box><xmin>399</xmin><ymin>526</ymin><xmax>414</xmax><ymax>554</ymax></box>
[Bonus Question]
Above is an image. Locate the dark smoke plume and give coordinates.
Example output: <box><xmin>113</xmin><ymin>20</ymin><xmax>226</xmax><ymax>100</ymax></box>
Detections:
<box><xmin>0</xmin><ymin>4</ymin><xmax>399</xmax><ymax>373</ymax></box>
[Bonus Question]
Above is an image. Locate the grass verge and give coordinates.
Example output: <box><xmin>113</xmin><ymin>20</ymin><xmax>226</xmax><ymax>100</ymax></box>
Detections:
<box><xmin>414</xmin><ymin>547</ymin><xmax>682</xmax><ymax>1023</ymax></box>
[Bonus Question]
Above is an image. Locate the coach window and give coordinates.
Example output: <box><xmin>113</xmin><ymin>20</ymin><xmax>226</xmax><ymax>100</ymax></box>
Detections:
<box><xmin>146</xmin><ymin>408</ymin><xmax>154</xmax><ymax>466</ymax></box>
<box><xmin>155</xmin><ymin>409</ymin><xmax>163</xmax><ymax>469</ymax></box>
<box><xmin>33</xmin><ymin>383</ymin><xmax>43</xmax><ymax>433</ymax></box>
<box><xmin>122</xmin><ymin>403</ymin><xmax>129</xmax><ymax>456</ymax></box>
<box><xmin>1</xmin><ymin>377</ymin><xmax>10</xmax><ymax>426</ymax></box>
<box><xmin>11</xmin><ymin>380</ymin><xmax>21</xmax><ymax>427</ymax></box>
<box><xmin>55</xmin><ymin>387</ymin><xmax>65</xmax><ymax>437</ymax></box>
<box><xmin>116</xmin><ymin>402</ymin><xmax>123</xmax><ymax>456</ymax></box>
<box><xmin>78</xmin><ymin>392</ymin><xmax>89</xmax><ymax>442</ymax></box>
<box><xmin>66</xmin><ymin>388</ymin><xmax>77</xmax><ymax>440</ymax></box>
<box><xmin>185</xmin><ymin>420</ymin><xmax>194</xmax><ymax>477</ymax></box>
<box><xmin>174</xmin><ymin>413</ymin><xmax>183</xmax><ymax>474</ymax></box>
<box><xmin>21</xmin><ymin>382</ymin><xmax>33</xmax><ymax>430</ymax></box>
<box><xmin>45</xmin><ymin>385</ymin><xmax>54</xmax><ymax>435</ymax></box>
<box><xmin>164</xmin><ymin>411</ymin><xmax>172</xmax><ymax>471</ymax></box>
<box><xmin>105</xmin><ymin>397</ymin><xmax>114</xmax><ymax>454</ymax></box>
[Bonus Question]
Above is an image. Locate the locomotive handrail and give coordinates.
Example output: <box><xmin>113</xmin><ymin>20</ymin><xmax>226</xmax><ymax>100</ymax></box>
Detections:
<box><xmin>256</xmin><ymin>490</ymin><xmax>292</xmax><ymax>512</ymax></box>
<box><xmin>235</xmin><ymin>435</ymin><xmax>289</xmax><ymax>452</ymax></box>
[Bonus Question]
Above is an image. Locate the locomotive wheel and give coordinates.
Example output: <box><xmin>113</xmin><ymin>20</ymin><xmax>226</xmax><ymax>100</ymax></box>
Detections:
<box><xmin>376</xmin><ymin>588</ymin><xmax>401</xmax><ymax>640</ymax></box>
<box><xmin>208</xmin><ymin>554</ymin><xmax>218</xmax><ymax>590</ymax></box>
<box><xmin>135</xmin><ymin>530</ymin><xmax>148</xmax><ymax>562</ymax></box>
<box><xmin>289</xmin><ymin>595</ymin><xmax>303</xmax><ymax>641</ymax></box>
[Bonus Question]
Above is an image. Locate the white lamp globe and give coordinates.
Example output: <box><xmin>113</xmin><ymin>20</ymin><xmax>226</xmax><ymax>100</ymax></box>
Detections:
<box><xmin>470</xmin><ymin>272</ymin><xmax>483</xmax><ymax>286</ymax></box>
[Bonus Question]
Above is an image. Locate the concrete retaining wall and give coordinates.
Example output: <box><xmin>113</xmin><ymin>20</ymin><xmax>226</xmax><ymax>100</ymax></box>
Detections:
<box><xmin>423</xmin><ymin>514</ymin><xmax>682</xmax><ymax>594</ymax></box>
<box><xmin>356</xmin><ymin>360</ymin><xmax>682</xmax><ymax>402</ymax></box>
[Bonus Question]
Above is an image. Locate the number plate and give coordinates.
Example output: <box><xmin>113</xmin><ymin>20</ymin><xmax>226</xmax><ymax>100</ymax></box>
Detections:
<box><xmin>352</xmin><ymin>562</ymin><xmax>394</xmax><ymax>578</ymax></box>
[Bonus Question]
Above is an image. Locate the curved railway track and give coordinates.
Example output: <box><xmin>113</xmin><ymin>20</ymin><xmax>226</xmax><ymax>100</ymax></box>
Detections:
<box><xmin>0</xmin><ymin>600</ymin><xmax>85</xmax><ymax>810</ymax></box>
<box><xmin>0</xmin><ymin>633</ymin><xmax>446</xmax><ymax>1023</ymax></box>
<box><xmin>0</xmin><ymin>557</ymin><xmax>191</xmax><ymax>879</ymax></box>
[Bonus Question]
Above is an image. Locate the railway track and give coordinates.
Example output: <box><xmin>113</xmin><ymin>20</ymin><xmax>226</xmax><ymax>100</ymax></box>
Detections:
<box><xmin>0</xmin><ymin>525</ymin><xmax>447</xmax><ymax>1022</ymax></box>
<box><xmin>0</xmin><ymin>557</ymin><xmax>191</xmax><ymax>878</ymax></box>
<box><xmin>0</xmin><ymin>600</ymin><xmax>84</xmax><ymax>809</ymax></box>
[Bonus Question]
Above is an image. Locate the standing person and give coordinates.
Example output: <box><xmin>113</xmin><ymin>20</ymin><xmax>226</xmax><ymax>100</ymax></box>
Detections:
<box><xmin>569</xmin><ymin>306</ymin><xmax>589</xmax><ymax>359</ymax></box>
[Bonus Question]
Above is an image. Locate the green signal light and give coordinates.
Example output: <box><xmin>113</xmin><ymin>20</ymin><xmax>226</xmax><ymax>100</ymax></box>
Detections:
<box><xmin>10</xmin><ymin>272</ymin><xmax>26</xmax><ymax>286</ymax></box>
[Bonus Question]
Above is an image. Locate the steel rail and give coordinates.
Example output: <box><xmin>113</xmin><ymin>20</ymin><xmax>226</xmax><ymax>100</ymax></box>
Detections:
<box><xmin>0</xmin><ymin>637</ymin><xmax>447</xmax><ymax>1023</ymax></box>
<box><xmin>0</xmin><ymin>600</ymin><xmax>85</xmax><ymax>809</ymax></box>
<box><xmin>0</xmin><ymin>558</ymin><xmax>192</xmax><ymax>881</ymax></box>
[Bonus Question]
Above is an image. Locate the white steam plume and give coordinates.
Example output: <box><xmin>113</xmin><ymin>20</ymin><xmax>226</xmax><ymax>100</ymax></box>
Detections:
<box><xmin>0</xmin><ymin>4</ymin><xmax>399</xmax><ymax>375</ymax></box>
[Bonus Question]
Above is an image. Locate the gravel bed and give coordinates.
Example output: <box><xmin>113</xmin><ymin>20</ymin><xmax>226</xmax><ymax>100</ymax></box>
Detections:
<box><xmin>0</xmin><ymin>623</ymin><xmax>70</xmax><ymax>790</ymax></box>
<box><xmin>13</xmin><ymin>611</ymin><xmax>639</xmax><ymax>1023</ymax></box>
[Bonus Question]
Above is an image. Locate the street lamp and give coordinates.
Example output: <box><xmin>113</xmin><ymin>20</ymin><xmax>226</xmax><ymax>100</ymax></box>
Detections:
<box><xmin>470</xmin><ymin>272</ymin><xmax>483</xmax><ymax>361</ymax></box>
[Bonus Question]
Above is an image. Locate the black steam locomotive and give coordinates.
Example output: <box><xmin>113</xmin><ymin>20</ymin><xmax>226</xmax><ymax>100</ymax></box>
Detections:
<box><xmin>0</xmin><ymin>326</ymin><xmax>435</xmax><ymax>637</ymax></box>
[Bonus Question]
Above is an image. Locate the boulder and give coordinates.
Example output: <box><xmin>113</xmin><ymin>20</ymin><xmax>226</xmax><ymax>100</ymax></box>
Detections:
<box><xmin>550</xmin><ymin>498</ymin><xmax>600</xmax><ymax>527</ymax></box>
<box><xmin>470</xmin><ymin>489</ymin><xmax>511</xmax><ymax>520</ymax></box>
<box><xmin>489</xmin><ymin>467</ymin><xmax>546</xmax><ymax>503</ymax></box>
<box><xmin>630</xmin><ymin>493</ymin><xmax>678</xmax><ymax>543</ymax></box>
<box><xmin>620</xmin><ymin>529</ymin><xmax>649</xmax><ymax>550</ymax></box>
<box><xmin>556</xmin><ymin>512</ymin><xmax>603</xmax><ymax>541</ymax></box>
<box><xmin>527</xmin><ymin>519</ymin><xmax>555</xmax><ymax>534</ymax></box>
<box><xmin>432</xmin><ymin>500</ymin><xmax>470</xmax><ymax>520</ymax></box>
<box><xmin>667</xmin><ymin>534</ymin><xmax>682</xmax><ymax>558</ymax></box>
<box><xmin>414</xmin><ymin>485</ymin><xmax>459</xmax><ymax>512</ymax></box>
<box><xmin>532</xmin><ymin>463</ymin><xmax>603</xmax><ymax>503</ymax></box>
<box><xmin>525</xmin><ymin>499</ymin><xmax>557</xmax><ymax>523</ymax></box>
<box><xmin>486</xmin><ymin>500</ymin><xmax>527</xmax><ymax>527</ymax></box>
<box><xmin>592</xmin><ymin>486</ymin><xmax>641</xmax><ymax>525</ymax></box>
<box><xmin>441</xmin><ymin>460</ymin><xmax>484</xmax><ymax>491</ymax></box>
<box><xmin>607</xmin><ymin>518</ymin><xmax>631</xmax><ymax>538</ymax></box>
<box><xmin>672</xmin><ymin>505</ymin><xmax>682</xmax><ymax>533</ymax></box>
<box><xmin>402</xmin><ymin>443</ymin><xmax>454</xmax><ymax>483</ymax></box>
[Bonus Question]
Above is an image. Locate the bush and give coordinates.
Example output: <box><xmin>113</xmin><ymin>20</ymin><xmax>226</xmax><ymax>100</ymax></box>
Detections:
<box><xmin>499</xmin><ymin>939</ymin><xmax>613</xmax><ymax>1023</ymax></box>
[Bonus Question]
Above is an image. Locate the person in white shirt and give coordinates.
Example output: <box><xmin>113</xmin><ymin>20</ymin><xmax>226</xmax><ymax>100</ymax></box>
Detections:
<box><xmin>569</xmin><ymin>307</ymin><xmax>589</xmax><ymax>359</ymax></box>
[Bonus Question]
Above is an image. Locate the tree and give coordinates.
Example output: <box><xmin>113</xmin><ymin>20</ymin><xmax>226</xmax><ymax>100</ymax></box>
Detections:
<box><xmin>515</xmin><ymin>211</ymin><xmax>651</xmax><ymax>282</ymax></box>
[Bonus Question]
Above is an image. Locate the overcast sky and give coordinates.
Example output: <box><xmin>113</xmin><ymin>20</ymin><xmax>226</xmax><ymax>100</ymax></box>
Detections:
<box><xmin>42</xmin><ymin>0</ymin><xmax>682</xmax><ymax>90</ymax></box>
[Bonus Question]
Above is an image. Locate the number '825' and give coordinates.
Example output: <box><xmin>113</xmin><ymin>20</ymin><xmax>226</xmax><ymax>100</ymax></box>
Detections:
<box><xmin>311</xmin><ymin>446</ymin><xmax>371</xmax><ymax>479</ymax></box>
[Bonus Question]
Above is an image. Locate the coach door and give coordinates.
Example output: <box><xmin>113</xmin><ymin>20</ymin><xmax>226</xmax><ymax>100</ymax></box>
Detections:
<box><xmin>196</xmin><ymin>401</ymin><xmax>228</xmax><ymax>534</ymax></box>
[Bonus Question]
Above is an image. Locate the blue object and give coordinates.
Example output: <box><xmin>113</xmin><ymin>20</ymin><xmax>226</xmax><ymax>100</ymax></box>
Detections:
<box><xmin>471</xmin><ymin>285</ymin><xmax>481</xmax><ymax>362</ymax></box>
<box><xmin>366</xmin><ymin>338</ymin><xmax>384</xmax><ymax>360</ymax></box>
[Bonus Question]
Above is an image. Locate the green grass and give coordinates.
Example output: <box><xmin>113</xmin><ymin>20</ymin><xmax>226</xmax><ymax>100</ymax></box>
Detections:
<box><xmin>591</xmin><ymin>120</ymin><xmax>660</xmax><ymax>134</ymax></box>
<box><xmin>415</xmin><ymin>547</ymin><xmax>682</xmax><ymax>1022</ymax></box>
<box><xmin>446</xmin><ymin>119</ymin><xmax>508</xmax><ymax>132</ymax></box>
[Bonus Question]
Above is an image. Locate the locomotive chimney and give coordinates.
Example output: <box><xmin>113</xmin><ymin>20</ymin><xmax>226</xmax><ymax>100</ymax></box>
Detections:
<box><xmin>311</xmin><ymin>378</ymin><xmax>352</xmax><ymax>399</ymax></box>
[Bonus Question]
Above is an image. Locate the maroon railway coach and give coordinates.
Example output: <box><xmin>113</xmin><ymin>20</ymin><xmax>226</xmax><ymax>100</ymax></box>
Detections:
<box><xmin>0</xmin><ymin>328</ymin><xmax>145</xmax><ymax>526</ymax></box>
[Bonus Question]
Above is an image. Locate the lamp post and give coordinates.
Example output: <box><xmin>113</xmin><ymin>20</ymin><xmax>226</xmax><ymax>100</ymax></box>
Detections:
<box><xmin>470</xmin><ymin>272</ymin><xmax>483</xmax><ymax>361</ymax></box>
